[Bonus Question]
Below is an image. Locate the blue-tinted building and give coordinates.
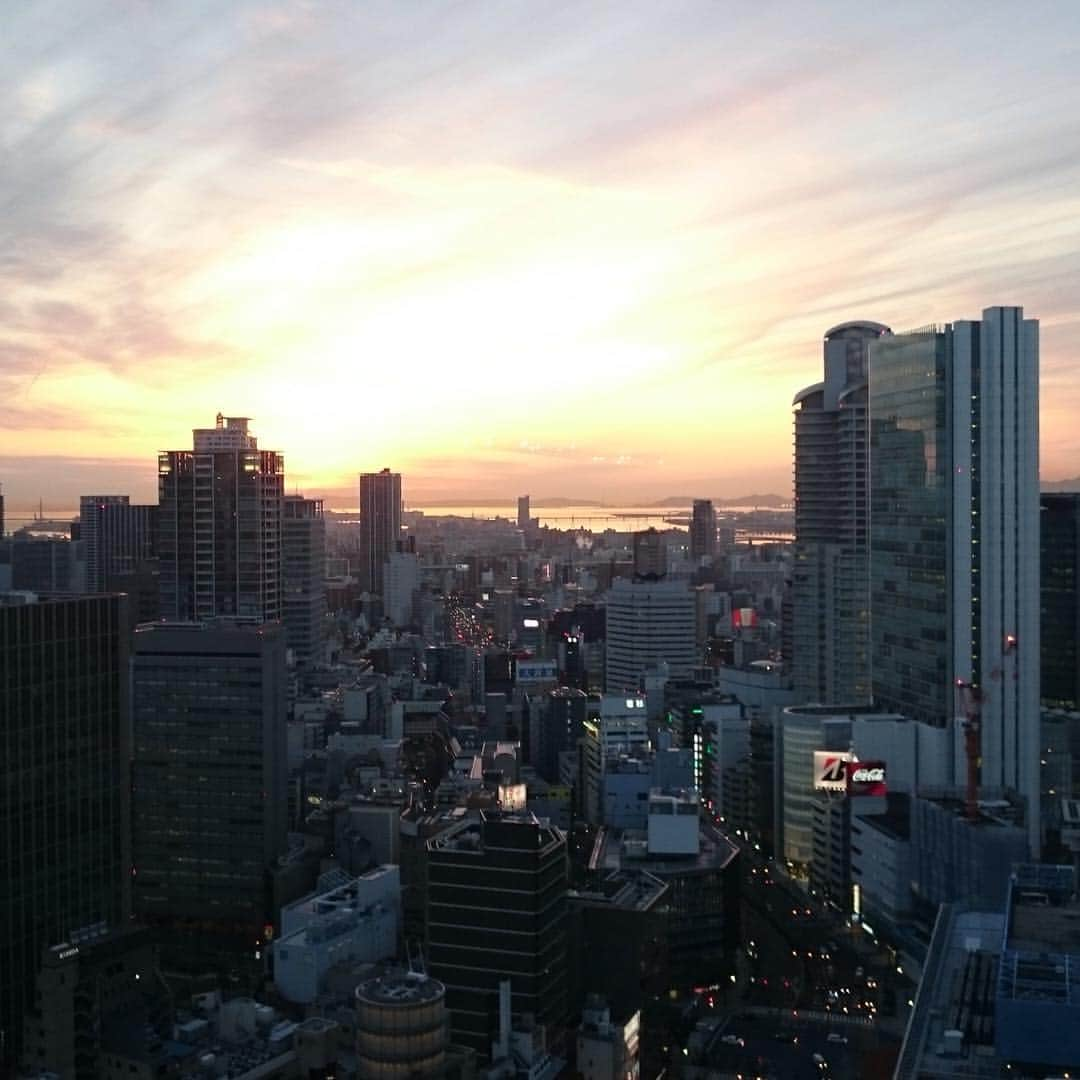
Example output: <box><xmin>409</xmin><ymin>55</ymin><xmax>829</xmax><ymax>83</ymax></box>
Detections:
<box><xmin>996</xmin><ymin>863</ymin><xmax>1080</xmax><ymax>1069</ymax></box>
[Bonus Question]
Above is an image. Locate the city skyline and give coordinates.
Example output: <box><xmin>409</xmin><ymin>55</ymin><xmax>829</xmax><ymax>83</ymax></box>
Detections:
<box><xmin>4</xmin><ymin>2</ymin><xmax>1080</xmax><ymax>507</ymax></box>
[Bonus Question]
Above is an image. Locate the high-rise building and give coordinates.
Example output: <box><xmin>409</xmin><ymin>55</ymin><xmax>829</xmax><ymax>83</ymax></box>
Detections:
<box><xmin>1039</xmin><ymin>493</ymin><xmax>1080</xmax><ymax>831</ymax></box>
<box><xmin>518</xmin><ymin>494</ymin><xmax>531</xmax><ymax>530</ymax></box>
<box><xmin>0</xmin><ymin>593</ymin><xmax>131</xmax><ymax>1070</ymax></box>
<box><xmin>1041</xmin><ymin>494</ymin><xmax>1080</xmax><ymax>710</ymax></box>
<box><xmin>158</xmin><ymin>414</ymin><xmax>284</xmax><ymax>622</ymax></box>
<box><xmin>791</xmin><ymin>321</ymin><xmax>891</xmax><ymax>706</ymax></box>
<box><xmin>689</xmin><ymin>499</ymin><xmax>717</xmax><ymax>562</ymax></box>
<box><xmin>358</xmin><ymin>469</ymin><xmax>402</xmax><ymax>596</ymax></box>
<box><xmin>282</xmin><ymin>494</ymin><xmax>326</xmax><ymax>666</ymax></box>
<box><xmin>427</xmin><ymin>812</ymin><xmax>568</xmax><ymax>1057</ymax></box>
<box><xmin>131</xmin><ymin>621</ymin><xmax>287</xmax><ymax>961</ymax></box>
<box><xmin>79</xmin><ymin>494</ymin><xmax>157</xmax><ymax>594</ymax></box>
<box><xmin>605</xmin><ymin>577</ymin><xmax>697</xmax><ymax>692</ymax></box>
<box><xmin>384</xmin><ymin>545</ymin><xmax>420</xmax><ymax>627</ymax></box>
<box><xmin>631</xmin><ymin>528</ymin><xmax>666</xmax><ymax>579</ymax></box>
<box><xmin>869</xmin><ymin>307</ymin><xmax>1040</xmax><ymax>854</ymax></box>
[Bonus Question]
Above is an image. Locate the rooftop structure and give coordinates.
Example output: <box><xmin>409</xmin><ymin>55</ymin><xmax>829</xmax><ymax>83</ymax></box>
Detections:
<box><xmin>996</xmin><ymin>864</ymin><xmax>1080</xmax><ymax>1068</ymax></box>
<box><xmin>274</xmin><ymin>867</ymin><xmax>400</xmax><ymax>1004</ymax></box>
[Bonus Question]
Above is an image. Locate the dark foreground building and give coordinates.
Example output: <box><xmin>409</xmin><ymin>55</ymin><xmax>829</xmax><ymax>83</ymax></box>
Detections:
<box><xmin>0</xmin><ymin>593</ymin><xmax>130</xmax><ymax>1070</ymax></box>
<box><xmin>131</xmin><ymin>620</ymin><xmax>287</xmax><ymax>968</ymax></box>
<box><xmin>426</xmin><ymin>812</ymin><xmax>569</xmax><ymax>1057</ymax></box>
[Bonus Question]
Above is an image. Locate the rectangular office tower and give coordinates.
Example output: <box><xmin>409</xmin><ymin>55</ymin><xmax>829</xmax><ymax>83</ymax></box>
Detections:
<box><xmin>869</xmin><ymin>307</ymin><xmax>1039</xmax><ymax>854</ymax></box>
<box><xmin>131</xmin><ymin>621</ymin><xmax>287</xmax><ymax>959</ymax></box>
<box><xmin>282</xmin><ymin>495</ymin><xmax>326</xmax><ymax>666</ymax></box>
<box><xmin>158</xmin><ymin>414</ymin><xmax>284</xmax><ymax>622</ymax></box>
<box><xmin>1040</xmin><ymin>494</ymin><xmax>1080</xmax><ymax>711</ymax></box>
<box><xmin>605</xmin><ymin>577</ymin><xmax>697</xmax><ymax>691</ymax></box>
<box><xmin>0</xmin><ymin>594</ymin><xmax>130</xmax><ymax>1070</ymax></box>
<box><xmin>358</xmin><ymin>468</ymin><xmax>402</xmax><ymax>596</ymax></box>
<box><xmin>79</xmin><ymin>495</ymin><xmax>157</xmax><ymax>593</ymax></box>
<box><xmin>427</xmin><ymin>813</ymin><xmax>568</xmax><ymax>1057</ymax></box>
<box><xmin>791</xmin><ymin>321</ymin><xmax>891</xmax><ymax>706</ymax></box>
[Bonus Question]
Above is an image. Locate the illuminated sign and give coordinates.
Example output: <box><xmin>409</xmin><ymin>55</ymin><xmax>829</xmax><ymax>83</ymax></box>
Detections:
<box><xmin>813</xmin><ymin>750</ymin><xmax>854</xmax><ymax>791</ymax></box>
<box><xmin>498</xmin><ymin>783</ymin><xmax>528</xmax><ymax>811</ymax></box>
<box><xmin>732</xmin><ymin>607</ymin><xmax>758</xmax><ymax>630</ymax></box>
<box><xmin>848</xmin><ymin>761</ymin><xmax>887</xmax><ymax>797</ymax></box>
<box><xmin>55</xmin><ymin>946</ymin><xmax>80</xmax><ymax>961</ymax></box>
<box><xmin>522</xmin><ymin>618</ymin><xmax>540</xmax><ymax>629</ymax></box>
<box><xmin>516</xmin><ymin>660</ymin><xmax>557</xmax><ymax>683</ymax></box>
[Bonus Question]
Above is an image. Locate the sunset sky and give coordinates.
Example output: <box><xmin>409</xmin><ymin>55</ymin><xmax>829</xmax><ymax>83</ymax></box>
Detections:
<box><xmin>3</xmin><ymin>1</ymin><xmax>1080</xmax><ymax>511</ymax></box>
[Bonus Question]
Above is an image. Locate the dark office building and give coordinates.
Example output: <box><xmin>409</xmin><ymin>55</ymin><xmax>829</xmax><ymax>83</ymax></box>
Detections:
<box><xmin>282</xmin><ymin>494</ymin><xmax>327</xmax><ymax>667</ymax></box>
<box><xmin>690</xmin><ymin>499</ymin><xmax>717</xmax><ymax>562</ymax></box>
<box><xmin>78</xmin><ymin>495</ymin><xmax>158</xmax><ymax>594</ymax></box>
<box><xmin>21</xmin><ymin>927</ymin><xmax>170</xmax><ymax>1079</ymax></box>
<box><xmin>632</xmin><ymin>527</ymin><xmax>666</xmax><ymax>579</ymax></box>
<box><xmin>1041</xmin><ymin>493</ymin><xmax>1080</xmax><ymax>710</ymax></box>
<box><xmin>0</xmin><ymin>593</ymin><xmax>131</xmax><ymax>1071</ymax></box>
<box><xmin>131</xmin><ymin>621</ymin><xmax>287</xmax><ymax>965</ymax></box>
<box><xmin>537</xmin><ymin>687</ymin><xmax>589</xmax><ymax>784</ymax></box>
<box><xmin>5</xmin><ymin>534</ymin><xmax>86</xmax><ymax>593</ymax></box>
<box><xmin>426</xmin><ymin>812</ymin><xmax>569</xmax><ymax>1058</ymax></box>
<box><xmin>358</xmin><ymin>468</ymin><xmax>402</xmax><ymax>596</ymax></box>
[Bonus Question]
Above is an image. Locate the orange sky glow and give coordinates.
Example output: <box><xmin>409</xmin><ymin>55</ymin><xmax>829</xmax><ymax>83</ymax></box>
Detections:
<box><xmin>3</xmin><ymin>2</ymin><xmax>1080</xmax><ymax>510</ymax></box>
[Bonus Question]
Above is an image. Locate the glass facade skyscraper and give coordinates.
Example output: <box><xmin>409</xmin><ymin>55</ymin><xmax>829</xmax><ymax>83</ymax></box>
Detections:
<box><xmin>869</xmin><ymin>307</ymin><xmax>1040</xmax><ymax>854</ymax></box>
<box><xmin>868</xmin><ymin>330</ymin><xmax>951</xmax><ymax>726</ymax></box>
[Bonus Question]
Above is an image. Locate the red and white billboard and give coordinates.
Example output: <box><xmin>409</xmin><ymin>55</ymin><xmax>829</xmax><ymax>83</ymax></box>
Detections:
<box><xmin>732</xmin><ymin>607</ymin><xmax>757</xmax><ymax>630</ymax></box>
<box><xmin>813</xmin><ymin>751</ymin><xmax>853</xmax><ymax>791</ymax></box>
<box><xmin>847</xmin><ymin>761</ymin><xmax>887</xmax><ymax>797</ymax></box>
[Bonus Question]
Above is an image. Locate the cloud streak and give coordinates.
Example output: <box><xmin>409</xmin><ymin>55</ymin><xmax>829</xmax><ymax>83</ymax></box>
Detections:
<box><xmin>2</xmin><ymin>1</ymin><xmax>1080</xmax><ymax>504</ymax></box>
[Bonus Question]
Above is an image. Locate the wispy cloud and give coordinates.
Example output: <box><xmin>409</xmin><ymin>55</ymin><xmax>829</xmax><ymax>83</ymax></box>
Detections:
<box><xmin>3</xmin><ymin>0</ymin><xmax>1080</xmax><ymax>501</ymax></box>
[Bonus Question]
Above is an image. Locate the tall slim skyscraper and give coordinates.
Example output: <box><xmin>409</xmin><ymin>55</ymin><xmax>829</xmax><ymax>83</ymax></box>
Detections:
<box><xmin>517</xmin><ymin>494</ymin><xmax>530</xmax><ymax>530</ymax></box>
<box><xmin>79</xmin><ymin>494</ymin><xmax>157</xmax><ymax>594</ymax></box>
<box><xmin>791</xmin><ymin>321</ymin><xmax>891</xmax><ymax>705</ymax></box>
<box><xmin>0</xmin><ymin>593</ymin><xmax>130</xmax><ymax>1070</ymax></box>
<box><xmin>358</xmin><ymin>468</ymin><xmax>402</xmax><ymax>596</ymax></box>
<box><xmin>131</xmin><ymin>621</ymin><xmax>287</xmax><ymax>960</ymax></box>
<box><xmin>158</xmin><ymin>414</ymin><xmax>284</xmax><ymax>622</ymax></box>
<box><xmin>869</xmin><ymin>307</ymin><xmax>1039</xmax><ymax>853</ymax></box>
<box><xmin>282</xmin><ymin>494</ymin><xmax>326</xmax><ymax>666</ymax></box>
<box><xmin>690</xmin><ymin>498</ymin><xmax>717</xmax><ymax>561</ymax></box>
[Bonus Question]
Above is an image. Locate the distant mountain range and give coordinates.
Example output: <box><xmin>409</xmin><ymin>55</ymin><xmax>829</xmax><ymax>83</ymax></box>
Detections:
<box><xmin>1042</xmin><ymin>478</ymin><xmax>1080</xmax><ymax>492</ymax></box>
